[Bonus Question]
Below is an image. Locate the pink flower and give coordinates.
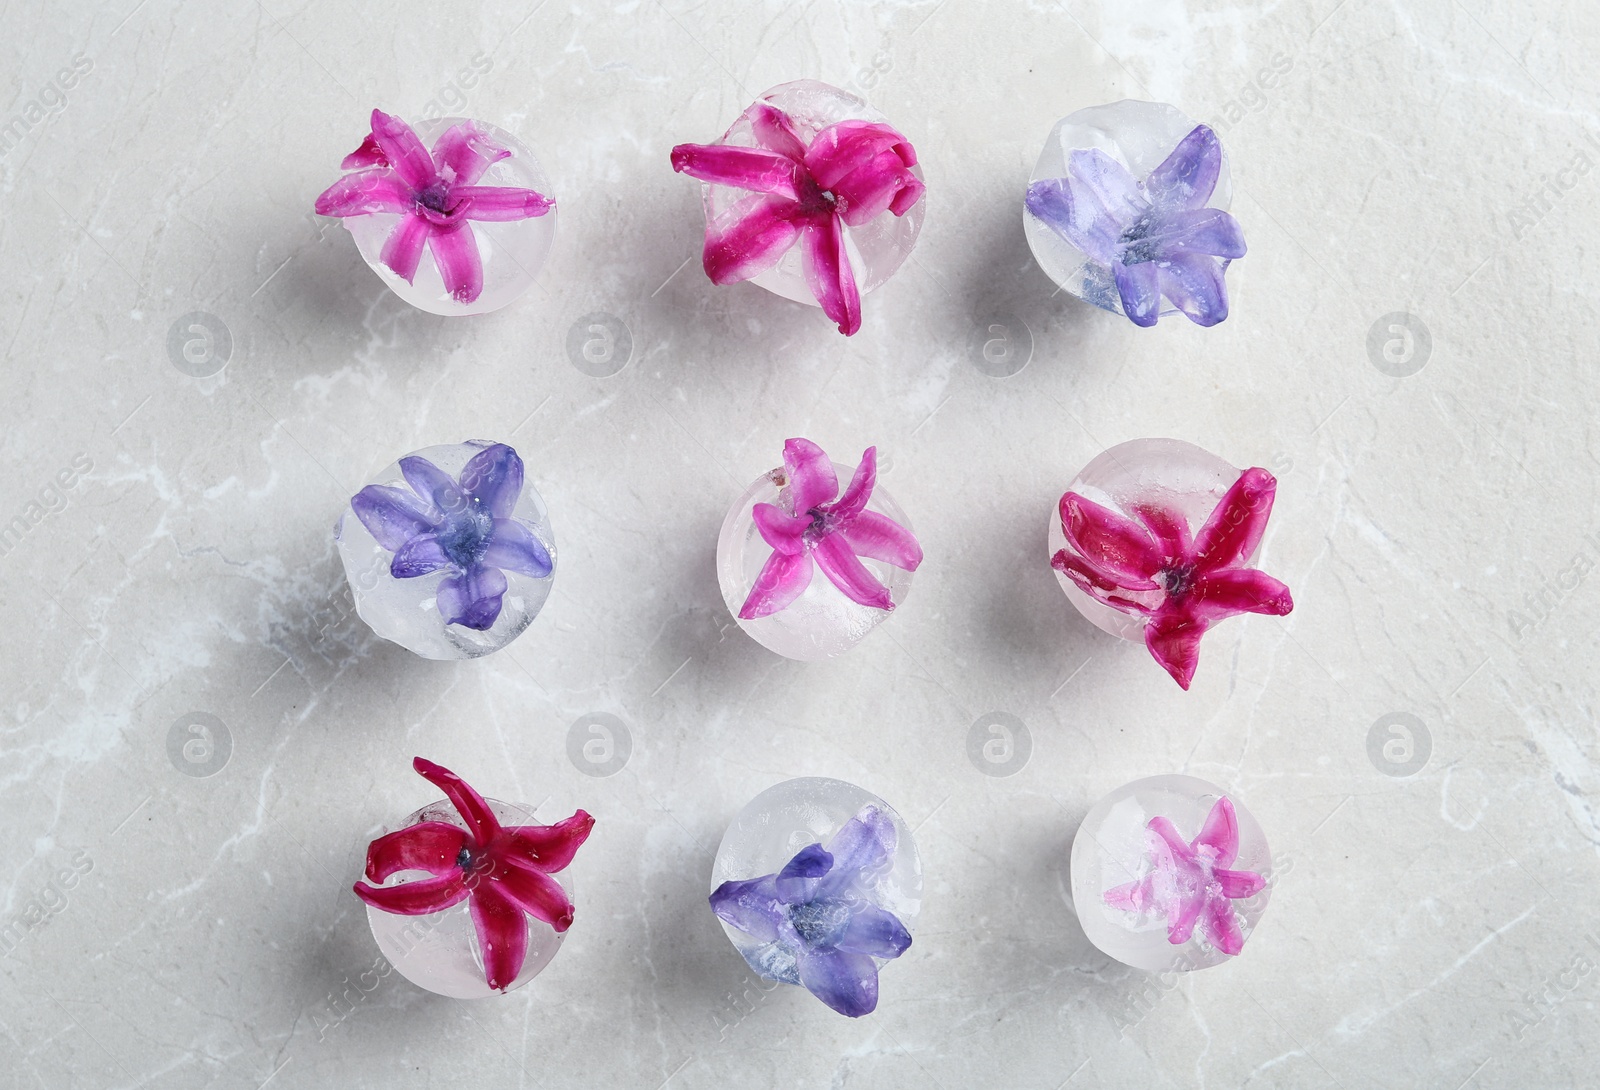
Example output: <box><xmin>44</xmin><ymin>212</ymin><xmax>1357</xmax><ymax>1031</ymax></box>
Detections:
<box><xmin>315</xmin><ymin>109</ymin><xmax>555</xmax><ymax>304</ymax></box>
<box><xmin>1104</xmin><ymin>796</ymin><xmax>1265</xmax><ymax>956</ymax></box>
<box><xmin>741</xmin><ymin>438</ymin><xmax>922</xmax><ymax>619</ymax></box>
<box><xmin>1051</xmin><ymin>467</ymin><xmax>1293</xmax><ymax>689</ymax></box>
<box><xmin>352</xmin><ymin>758</ymin><xmax>593</xmax><ymax>992</ymax></box>
<box><xmin>671</xmin><ymin>103</ymin><xmax>925</xmax><ymax>335</ymax></box>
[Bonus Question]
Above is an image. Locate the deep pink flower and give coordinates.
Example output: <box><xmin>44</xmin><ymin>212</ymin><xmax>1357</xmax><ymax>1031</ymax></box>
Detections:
<box><xmin>315</xmin><ymin>109</ymin><xmax>555</xmax><ymax>304</ymax></box>
<box><xmin>353</xmin><ymin>758</ymin><xmax>593</xmax><ymax>992</ymax></box>
<box><xmin>1103</xmin><ymin>796</ymin><xmax>1265</xmax><ymax>956</ymax></box>
<box><xmin>741</xmin><ymin>438</ymin><xmax>922</xmax><ymax>619</ymax></box>
<box><xmin>670</xmin><ymin>103</ymin><xmax>925</xmax><ymax>335</ymax></box>
<box><xmin>1051</xmin><ymin>467</ymin><xmax>1293</xmax><ymax>689</ymax></box>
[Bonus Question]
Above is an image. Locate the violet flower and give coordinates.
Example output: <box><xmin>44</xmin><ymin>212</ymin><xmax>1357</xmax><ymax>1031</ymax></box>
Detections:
<box><xmin>351</xmin><ymin>443</ymin><xmax>551</xmax><ymax>631</ymax></box>
<box><xmin>1025</xmin><ymin>124</ymin><xmax>1245</xmax><ymax>327</ymax></box>
<box><xmin>354</xmin><ymin>758</ymin><xmax>594</xmax><ymax>992</ymax></box>
<box><xmin>710</xmin><ymin>805</ymin><xmax>911</xmax><ymax>1017</ymax></box>
<box><xmin>1051</xmin><ymin>467</ymin><xmax>1293</xmax><ymax>689</ymax></box>
<box><xmin>1104</xmin><ymin>796</ymin><xmax>1264</xmax><ymax>956</ymax></box>
<box><xmin>741</xmin><ymin>438</ymin><xmax>922</xmax><ymax>619</ymax></box>
<box><xmin>315</xmin><ymin>109</ymin><xmax>554</xmax><ymax>304</ymax></box>
<box><xmin>671</xmin><ymin>103</ymin><xmax>925</xmax><ymax>335</ymax></box>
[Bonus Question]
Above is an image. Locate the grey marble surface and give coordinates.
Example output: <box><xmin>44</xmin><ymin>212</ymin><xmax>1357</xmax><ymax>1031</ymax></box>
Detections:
<box><xmin>2</xmin><ymin>1</ymin><xmax>1597</xmax><ymax>1087</ymax></box>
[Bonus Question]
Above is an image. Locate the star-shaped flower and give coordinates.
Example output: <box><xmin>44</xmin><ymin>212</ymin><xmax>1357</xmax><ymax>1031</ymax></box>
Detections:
<box><xmin>710</xmin><ymin>805</ymin><xmax>912</xmax><ymax>1017</ymax></box>
<box><xmin>353</xmin><ymin>758</ymin><xmax>594</xmax><ymax>992</ymax></box>
<box><xmin>350</xmin><ymin>442</ymin><xmax>552</xmax><ymax>631</ymax></box>
<box><xmin>1051</xmin><ymin>466</ymin><xmax>1293</xmax><ymax>689</ymax></box>
<box><xmin>1103</xmin><ymin>796</ymin><xmax>1265</xmax><ymax>956</ymax></box>
<box><xmin>1025</xmin><ymin>124</ymin><xmax>1246</xmax><ymax>327</ymax></box>
<box><xmin>740</xmin><ymin>438</ymin><xmax>922</xmax><ymax>619</ymax></box>
<box><xmin>315</xmin><ymin>109</ymin><xmax>555</xmax><ymax>304</ymax></box>
<box><xmin>671</xmin><ymin>102</ymin><xmax>925</xmax><ymax>335</ymax></box>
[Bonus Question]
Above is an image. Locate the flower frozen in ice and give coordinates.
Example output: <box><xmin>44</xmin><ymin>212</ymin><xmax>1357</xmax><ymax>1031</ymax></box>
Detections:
<box><xmin>740</xmin><ymin>438</ymin><xmax>922</xmax><ymax>619</ymax></box>
<box><xmin>354</xmin><ymin>758</ymin><xmax>593</xmax><ymax>992</ymax></box>
<box><xmin>710</xmin><ymin>805</ymin><xmax>911</xmax><ymax>1017</ymax></box>
<box><xmin>350</xmin><ymin>442</ymin><xmax>551</xmax><ymax>631</ymax></box>
<box><xmin>671</xmin><ymin>102</ymin><xmax>925</xmax><ymax>335</ymax></box>
<box><xmin>1051</xmin><ymin>466</ymin><xmax>1292</xmax><ymax>689</ymax></box>
<box><xmin>1025</xmin><ymin>124</ymin><xmax>1245</xmax><ymax>327</ymax></box>
<box><xmin>315</xmin><ymin>109</ymin><xmax>554</xmax><ymax>304</ymax></box>
<box><xmin>1103</xmin><ymin>796</ymin><xmax>1265</xmax><ymax>956</ymax></box>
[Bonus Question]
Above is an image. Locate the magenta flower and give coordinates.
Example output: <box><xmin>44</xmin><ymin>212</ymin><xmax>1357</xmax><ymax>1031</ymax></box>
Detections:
<box><xmin>741</xmin><ymin>438</ymin><xmax>922</xmax><ymax>619</ymax></box>
<box><xmin>1104</xmin><ymin>796</ymin><xmax>1265</xmax><ymax>956</ymax></box>
<box><xmin>315</xmin><ymin>109</ymin><xmax>554</xmax><ymax>304</ymax></box>
<box><xmin>353</xmin><ymin>758</ymin><xmax>594</xmax><ymax>992</ymax></box>
<box><xmin>1051</xmin><ymin>467</ymin><xmax>1293</xmax><ymax>689</ymax></box>
<box><xmin>670</xmin><ymin>103</ymin><xmax>925</xmax><ymax>335</ymax></box>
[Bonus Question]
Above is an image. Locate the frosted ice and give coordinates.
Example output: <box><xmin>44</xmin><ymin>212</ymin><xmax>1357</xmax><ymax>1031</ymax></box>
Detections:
<box><xmin>336</xmin><ymin>440</ymin><xmax>556</xmax><ymax>660</ymax></box>
<box><xmin>365</xmin><ymin>798</ymin><xmax>569</xmax><ymax>999</ymax></box>
<box><xmin>1024</xmin><ymin>100</ymin><xmax>1232</xmax><ymax>318</ymax></box>
<box><xmin>717</xmin><ymin>459</ymin><xmax>915</xmax><ymax>661</ymax></box>
<box><xmin>1049</xmin><ymin>438</ymin><xmax>1243</xmax><ymax>641</ymax></box>
<box><xmin>344</xmin><ymin>117</ymin><xmax>557</xmax><ymax>316</ymax></box>
<box><xmin>1069</xmin><ymin>775</ymin><xmax>1272</xmax><ymax>972</ymax></box>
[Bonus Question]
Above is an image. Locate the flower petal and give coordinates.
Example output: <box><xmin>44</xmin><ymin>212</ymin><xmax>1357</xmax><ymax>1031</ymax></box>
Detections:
<box><xmin>1143</xmin><ymin>609</ymin><xmax>1209</xmax><ymax>690</ymax></box>
<box><xmin>813</xmin><ymin>534</ymin><xmax>893</xmax><ymax>611</ymax></box>
<box><xmin>1194</xmin><ymin>797</ymin><xmax>1240</xmax><ymax>867</ymax></box>
<box><xmin>428</xmin><ymin>225</ymin><xmax>485</xmax><ymax>303</ymax></box>
<box><xmin>1113</xmin><ymin>260</ymin><xmax>1162</xmax><ymax>327</ymax></box>
<box><xmin>399</xmin><ymin>456</ymin><xmax>463</xmax><ymax>514</ymax></box>
<box><xmin>1215</xmin><ymin>867</ymin><xmax>1265</xmax><ymax>899</ymax></box>
<box><xmin>783</xmin><ymin>438</ymin><xmax>840</xmax><ymax>513</ymax></box>
<box><xmin>1058</xmin><ymin>492</ymin><xmax>1163</xmax><ymax>585</ymax></box>
<box><xmin>801</xmin><ymin>216</ymin><xmax>861</xmax><ymax>336</ymax></box>
<box><xmin>749</xmin><ymin>103</ymin><xmax>807</xmax><ymax>161</ymax></box>
<box><xmin>1192</xmin><ymin>467</ymin><xmax>1277</xmax><ymax>572</ymax></box>
<box><xmin>456</xmin><ymin>185</ymin><xmax>556</xmax><ymax>221</ymax></box>
<box><xmin>1025</xmin><ymin>178</ymin><xmax>1116</xmax><ymax>267</ymax></box>
<box><xmin>1050</xmin><ymin>550</ymin><xmax>1155</xmax><ymax>614</ymax></box>
<box><xmin>774</xmin><ymin>843</ymin><xmax>833</xmax><ymax>902</ymax></box>
<box><xmin>1202</xmin><ymin>897</ymin><xmax>1246</xmax><ymax>955</ymax></box>
<box><xmin>341</xmin><ymin>132</ymin><xmax>386</xmax><ymax>171</ymax></box>
<box><xmin>1133</xmin><ymin>504</ymin><xmax>1192</xmax><ymax>560</ymax></box>
<box><xmin>832</xmin><ymin>147</ymin><xmax>923</xmax><ymax>227</ymax></box>
<box><xmin>431</xmin><ymin>120</ymin><xmax>510</xmax><ymax>187</ymax></box>
<box><xmin>670</xmin><ymin>143</ymin><xmax>804</xmax><ymax>200</ymax></box>
<box><xmin>364</xmin><ymin>821</ymin><xmax>468</xmax><ymax>882</ymax></box>
<box><xmin>842</xmin><ymin>510</ymin><xmax>922</xmax><ymax>571</ymax></box>
<box><xmin>368</xmin><ymin>109</ymin><xmax>437</xmax><ymax>191</ymax></box>
<box><xmin>1148</xmin><ymin>206</ymin><xmax>1246</xmax><ymax>260</ymax></box>
<box><xmin>468</xmin><ymin>876</ymin><xmax>529</xmax><ymax>991</ymax></box>
<box><xmin>490</xmin><ymin>861</ymin><xmax>575</xmax><ymax>932</ymax></box>
<box><xmin>751</xmin><ymin>502</ymin><xmax>809</xmax><ymax>557</ymax></box>
<box><xmin>436</xmin><ymin>564</ymin><xmax>508</xmax><ymax>630</ymax></box>
<box><xmin>314</xmin><ymin>169</ymin><xmax>413</xmax><ymax>217</ymax></box>
<box><xmin>833</xmin><ymin>904</ymin><xmax>912</xmax><ymax>960</ymax></box>
<box><xmin>412</xmin><ymin>757</ymin><xmax>502</xmax><ymax>846</ymax></box>
<box><xmin>482</xmin><ymin>519</ymin><xmax>553</xmax><ymax>579</ymax></box>
<box><xmin>709</xmin><ymin>874</ymin><xmax>785</xmax><ymax>944</ymax></box>
<box><xmin>701</xmin><ymin>192</ymin><xmax>805</xmax><ymax>285</ymax></box>
<box><xmin>828</xmin><ymin>447</ymin><xmax>876</xmax><ymax>521</ymax></box>
<box><xmin>459</xmin><ymin>443</ymin><xmax>524</xmax><ymax>518</ymax></box>
<box><xmin>1157</xmin><ymin>252</ymin><xmax>1230</xmax><ymax>327</ymax></box>
<box><xmin>350</xmin><ymin>484</ymin><xmax>438</xmax><ymax>551</ymax></box>
<box><xmin>353</xmin><ymin>872</ymin><xmax>468</xmax><ymax>916</ymax></box>
<box><xmin>1104</xmin><ymin>874</ymin><xmax>1155</xmax><ymax>913</ymax></box>
<box><xmin>1145</xmin><ymin>124</ymin><xmax>1222</xmax><ymax>210</ymax></box>
<box><xmin>501</xmin><ymin>810</ymin><xmax>595</xmax><ymax>875</ymax></box>
<box><xmin>390</xmin><ymin>532</ymin><xmax>452</xmax><ymax>578</ymax></box>
<box><xmin>818</xmin><ymin>805</ymin><xmax>895</xmax><ymax>896</ymax></box>
<box><xmin>1191</xmin><ymin>568</ymin><xmax>1294</xmax><ymax>620</ymax></box>
<box><xmin>804</xmin><ymin>120</ymin><xmax>913</xmax><ymax>190</ymax></box>
<box><xmin>738</xmin><ymin>550</ymin><xmax>814</xmax><ymax>620</ymax></box>
<box><xmin>380</xmin><ymin>213</ymin><xmax>432</xmax><ymax>285</ymax></box>
<box><xmin>796</xmin><ymin>946</ymin><xmax>880</xmax><ymax>1017</ymax></box>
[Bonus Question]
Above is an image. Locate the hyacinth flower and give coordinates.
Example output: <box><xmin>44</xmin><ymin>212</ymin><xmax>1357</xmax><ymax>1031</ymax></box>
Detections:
<box><xmin>1051</xmin><ymin>466</ymin><xmax>1293</xmax><ymax>689</ymax></box>
<box><xmin>710</xmin><ymin>805</ymin><xmax>911</xmax><ymax>1017</ymax></box>
<box><xmin>1025</xmin><ymin>124</ymin><xmax>1245</xmax><ymax>327</ymax></box>
<box><xmin>1104</xmin><ymin>796</ymin><xmax>1265</xmax><ymax>956</ymax></box>
<box><xmin>741</xmin><ymin>438</ymin><xmax>922</xmax><ymax>619</ymax></box>
<box><xmin>353</xmin><ymin>758</ymin><xmax>594</xmax><ymax>992</ymax></box>
<box><xmin>350</xmin><ymin>442</ymin><xmax>551</xmax><ymax>631</ymax></box>
<box><xmin>670</xmin><ymin>102</ymin><xmax>925</xmax><ymax>335</ymax></box>
<box><xmin>315</xmin><ymin>109</ymin><xmax>554</xmax><ymax>304</ymax></box>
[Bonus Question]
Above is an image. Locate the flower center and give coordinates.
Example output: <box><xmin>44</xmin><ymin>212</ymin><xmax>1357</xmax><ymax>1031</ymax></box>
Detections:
<box><xmin>794</xmin><ymin>175</ymin><xmax>839</xmax><ymax>218</ymax></box>
<box><xmin>802</xmin><ymin>506</ymin><xmax>836</xmax><ymax>546</ymax></box>
<box><xmin>1117</xmin><ymin>213</ymin><xmax>1160</xmax><ymax>264</ymax></box>
<box><xmin>1160</xmin><ymin>562</ymin><xmax>1197</xmax><ymax>601</ymax></box>
<box><xmin>416</xmin><ymin>180</ymin><xmax>453</xmax><ymax>213</ymax></box>
<box><xmin>787</xmin><ymin>898</ymin><xmax>850</xmax><ymax>947</ymax></box>
<box><xmin>436</xmin><ymin>504</ymin><xmax>495</xmax><ymax>568</ymax></box>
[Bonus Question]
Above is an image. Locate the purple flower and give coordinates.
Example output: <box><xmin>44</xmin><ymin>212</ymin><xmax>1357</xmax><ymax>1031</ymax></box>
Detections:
<box><xmin>350</xmin><ymin>443</ymin><xmax>551</xmax><ymax>631</ymax></box>
<box><xmin>740</xmin><ymin>438</ymin><xmax>923</xmax><ymax>619</ymax></box>
<box><xmin>1103</xmin><ymin>796</ymin><xmax>1265</xmax><ymax>956</ymax></box>
<box><xmin>710</xmin><ymin>805</ymin><xmax>911</xmax><ymax>1017</ymax></box>
<box><xmin>1025</xmin><ymin>124</ymin><xmax>1246</xmax><ymax>327</ymax></box>
<box><xmin>315</xmin><ymin>109</ymin><xmax>555</xmax><ymax>304</ymax></box>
